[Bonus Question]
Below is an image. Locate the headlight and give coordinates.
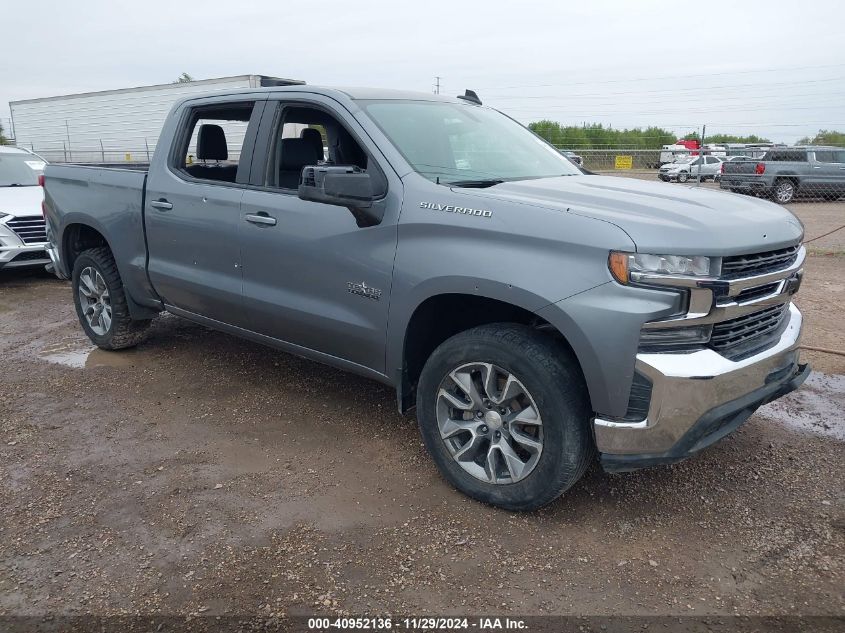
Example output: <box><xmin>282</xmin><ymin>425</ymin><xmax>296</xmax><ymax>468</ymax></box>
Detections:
<box><xmin>609</xmin><ymin>251</ymin><xmax>711</xmax><ymax>284</ymax></box>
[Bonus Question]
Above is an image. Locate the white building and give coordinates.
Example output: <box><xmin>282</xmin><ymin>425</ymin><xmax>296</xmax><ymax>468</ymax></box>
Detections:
<box><xmin>9</xmin><ymin>75</ymin><xmax>303</xmax><ymax>163</ymax></box>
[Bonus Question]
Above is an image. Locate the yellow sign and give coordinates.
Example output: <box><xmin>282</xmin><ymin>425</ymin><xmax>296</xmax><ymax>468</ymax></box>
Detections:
<box><xmin>125</xmin><ymin>153</ymin><xmax>132</xmax><ymax>162</ymax></box>
<box><xmin>615</xmin><ymin>155</ymin><xmax>633</xmax><ymax>170</ymax></box>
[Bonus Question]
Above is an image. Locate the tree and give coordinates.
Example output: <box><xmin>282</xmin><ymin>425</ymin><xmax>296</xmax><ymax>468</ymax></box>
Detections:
<box><xmin>528</xmin><ymin>121</ymin><xmax>677</xmax><ymax>149</ymax></box>
<box><xmin>0</xmin><ymin>121</ymin><xmax>7</xmax><ymax>145</ymax></box>
<box><xmin>796</xmin><ymin>130</ymin><xmax>845</xmax><ymax>146</ymax></box>
<box><xmin>174</xmin><ymin>72</ymin><xmax>195</xmax><ymax>84</ymax></box>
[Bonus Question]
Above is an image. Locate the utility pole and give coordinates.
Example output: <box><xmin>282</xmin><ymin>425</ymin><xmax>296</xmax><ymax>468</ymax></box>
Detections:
<box><xmin>697</xmin><ymin>124</ymin><xmax>706</xmax><ymax>186</ymax></box>
<box><xmin>434</xmin><ymin>76</ymin><xmax>441</xmax><ymax>95</ymax></box>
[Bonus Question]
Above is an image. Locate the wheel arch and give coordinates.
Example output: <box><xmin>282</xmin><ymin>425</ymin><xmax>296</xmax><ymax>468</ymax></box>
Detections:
<box><xmin>62</xmin><ymin>219</ymin><xmax>160</xmax><ymax>320</ymax></box>
<box><xmin>392</xmin><ymin>286</ymin><xmax>587</xmax><ymax>415</ymax></box>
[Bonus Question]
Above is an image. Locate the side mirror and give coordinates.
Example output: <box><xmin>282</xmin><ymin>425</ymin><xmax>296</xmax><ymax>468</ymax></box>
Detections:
<box><xmin>298</xmin><ymin>165</ymin><xmax>384</xmax><ymax>226</ymax></box>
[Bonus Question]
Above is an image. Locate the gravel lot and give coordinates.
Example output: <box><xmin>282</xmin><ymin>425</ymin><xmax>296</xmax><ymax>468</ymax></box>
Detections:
<box><xmin>0</xmin><ymin>194</ymin><xmax>843</xmax><ymax>628</ymax></box>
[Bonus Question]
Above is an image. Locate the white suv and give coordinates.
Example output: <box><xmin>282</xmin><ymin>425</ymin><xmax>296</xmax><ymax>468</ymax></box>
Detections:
<box><xmin>0</xmin><ymin>146</ymin><xmax>50</xmax><ymax>271</ymax></box>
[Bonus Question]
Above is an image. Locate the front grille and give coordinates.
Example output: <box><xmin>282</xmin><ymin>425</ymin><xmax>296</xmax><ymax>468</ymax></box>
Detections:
<box><xmin>721</xmin><ymin>245</ymin><xmax>800</xmax><ymax>279</ymax></box>
<box><xmin>11</xmin><ymin>250</ymin><xmax>48</xmax><ymax>263</ymax></box>
<box><xmin>710</xmin><ymin>304</ymin><xmax>789</xmax><ymax>359</ymax></box>
<box><xmin>6</xmin><ymin>216</ymin><xmax>47</xmax><ymax>244</ymax></box>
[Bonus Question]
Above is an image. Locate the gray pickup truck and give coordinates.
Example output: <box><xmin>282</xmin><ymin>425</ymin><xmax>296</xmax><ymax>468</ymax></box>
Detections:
<box><xmin>43</xmin><ymin>86</ymin><xmax>809</xmax><ymax>510</ymax></box>
<box><xmin>720</xmin><ymin>146</ymin><xmax>845</xmax><ymax>203</ymax></box>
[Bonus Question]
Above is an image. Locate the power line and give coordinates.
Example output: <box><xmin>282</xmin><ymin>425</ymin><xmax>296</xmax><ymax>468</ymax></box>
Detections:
<box><xmin>504</xmin><ymin>104</ymin><xmax>845</xmax><ymax>116</ymax></box>
<box><xmin>484</xmin><ymin>76</ymin><xmax>845</xmax><ymax>100</ymax></box>
<box><xmin>494</xmin><ymin>89</ymin><xmax>845</xmax><ymax>108</ymax></box>
<box><xmin>477</xmin><ymin>62</ymin><xmax>845</xmax><ymax>91</ymax></box>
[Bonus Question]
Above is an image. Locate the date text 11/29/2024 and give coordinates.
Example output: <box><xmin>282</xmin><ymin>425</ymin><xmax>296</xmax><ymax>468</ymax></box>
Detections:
<box><xmin>307</xmin><ymin>616</ymin><xmax>528</xmax><ymax>630</ymax></box>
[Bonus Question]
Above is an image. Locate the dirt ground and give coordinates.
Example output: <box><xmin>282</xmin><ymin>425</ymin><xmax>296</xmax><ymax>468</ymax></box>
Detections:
<box><xmin>0</xmin><ymin>196</ymin><xmax>843</xmax><ymax>628</ymax></box>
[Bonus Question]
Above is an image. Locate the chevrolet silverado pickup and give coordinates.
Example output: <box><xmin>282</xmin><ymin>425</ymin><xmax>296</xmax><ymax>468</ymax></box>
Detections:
<box><xmin>43</xmin><ymin>86</ymin><xmax>809</xmax><ymax>510</ymax></box>
<box><xmin>720</xmin><ymin>146</ymin><xmax>845</xmax><ymax>203</ymax></box>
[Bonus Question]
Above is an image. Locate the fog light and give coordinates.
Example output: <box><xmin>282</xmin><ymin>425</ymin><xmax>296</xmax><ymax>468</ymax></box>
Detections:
<box><xmin>639</xmin><ymin>325</ymin><xmax>712</xmax><ymax>351</ymax></box>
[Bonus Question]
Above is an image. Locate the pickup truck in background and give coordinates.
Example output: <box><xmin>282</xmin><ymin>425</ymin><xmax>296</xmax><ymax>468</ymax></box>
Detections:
<box><xmin>43</xmin><ymin>86</ymin><xmax>809</xmax><ymax>510</ymax></box>
<box><xmin>720</xmin><ymin>146</ymin><xmax>845</xmax><ymax>203</ymax></box>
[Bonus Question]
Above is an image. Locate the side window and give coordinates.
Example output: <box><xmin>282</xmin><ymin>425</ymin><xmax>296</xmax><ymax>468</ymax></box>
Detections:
<box><xmin>814</xmin><ymin>151</ymin><xmax>844</xmax><ymax>163</ymax></box>
<box><xmin>263</xmin><ymin>104</ymin><xmax>386</xmax><ymax>196</ymax></box>
<box><xmin>705</xmin><ymin>156</ymin><xmax>718</xmax><ymax>164</ymax></box>
<box><xmin>173</xmin><ymin>101</ymin><xmax>257</xmax><ymax>184</ymax></box>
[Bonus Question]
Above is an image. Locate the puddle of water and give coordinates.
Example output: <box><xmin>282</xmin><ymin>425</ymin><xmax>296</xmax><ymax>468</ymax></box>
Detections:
<box><xmin>39</xmin><ymin>341</ymin><xmax>95</xmax><ymax>368</ymax></box>
<box><xmin>758</xmin><ymin>371</ymin><xmax>845</xmax><ymax>441</ymax></box>
<box><xmin>38</xmin><ymin>342</ymin><xmax>137</xmax><ymax>369</ymax></box>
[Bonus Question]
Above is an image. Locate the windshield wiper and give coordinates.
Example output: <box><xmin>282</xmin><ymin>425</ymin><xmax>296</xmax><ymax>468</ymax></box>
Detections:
<box><xmin>1</xmin><ymin>183</ymin><xmax>36</xmax><ymax>187</ymax></box>
<box><xmin>447</xmin><ymin>178</ymin><xmax>505</xmax><ymax>188</ymax></box>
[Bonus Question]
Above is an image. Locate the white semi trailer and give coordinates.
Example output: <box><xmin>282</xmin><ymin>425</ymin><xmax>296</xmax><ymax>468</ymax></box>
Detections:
<box><xmin>9</xmin><ymin>75</ymin><xmax>303</xmax><ymax>163</ymax></box>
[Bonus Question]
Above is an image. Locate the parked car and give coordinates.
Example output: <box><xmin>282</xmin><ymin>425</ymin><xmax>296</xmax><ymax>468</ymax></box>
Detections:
<box><xmin>43</xmin><ymin>86</ymin><xmax>808</xmax><ymax>511</ymax></box>
<box><xmin>0</xmin><ymin>146</ymin><xmax>50</xmax><ymax>271</ymax></box>
<box><xmin>720</xmin><ymin>146</ymin><xmax>845</xmax><ymax>203</ymax></box>
<box><xmin>658</xmin><ymin>155</ymin><xmax>723</xmax><ymax>182</ymax></box>
<box><xmin>559</xmin><ymin>149</ymin><xmax>583</xmax><ymax>167</ymax></box>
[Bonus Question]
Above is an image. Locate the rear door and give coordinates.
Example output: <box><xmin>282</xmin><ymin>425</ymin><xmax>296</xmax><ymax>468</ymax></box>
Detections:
<box><xmin>810</xmin><ymin>150</ymin><xmax>845</xmax><ymax>196</ymax></box>
<box><xmin>237</xmin><ymin>95</ymin><xmax>402</xmax><ymax>374</ymax></box>
<box><xmin>144</xmin><ymin>95</ymin><xmax>266</xmax><ymax>326</ymax></box>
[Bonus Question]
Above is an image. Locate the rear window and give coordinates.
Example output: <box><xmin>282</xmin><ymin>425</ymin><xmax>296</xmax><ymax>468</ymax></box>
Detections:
<box><xmin>766</xmin><ymin>151</ymin><xmax>808</xmax><ymax>162</ymax></box>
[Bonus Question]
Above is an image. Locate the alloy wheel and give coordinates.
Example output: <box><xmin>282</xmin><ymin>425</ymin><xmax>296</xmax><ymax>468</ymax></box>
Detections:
<box><xmin>436</xmin><ymin>362</ymin><xmax>543</xmax><ymax>484</ymax></box>
<box><xmin>77</xmin><ymin>266</ymin><xmax>112</xmax><ymax>335</ymax></box>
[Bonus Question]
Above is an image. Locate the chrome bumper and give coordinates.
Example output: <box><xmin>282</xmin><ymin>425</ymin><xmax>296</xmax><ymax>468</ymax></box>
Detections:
<box><xmin>0</xmin><ymin>243</ymin><xmax>50</xmax><ymax>269</ymax></box>
<box><xmin>594</xmin><ymin>302</ymin><xmax>805</xmax><ymax>461</ymax></box>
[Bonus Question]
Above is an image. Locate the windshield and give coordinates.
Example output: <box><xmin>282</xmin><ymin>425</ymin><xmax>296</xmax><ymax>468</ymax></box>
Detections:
<box><xmin>361</xmin><ymin>100</ymin><xmax>581</xmax><ymax>184</ymax></box>
<box><xmin>0</xmin><ymin>153</ymin><xmax>45</xmax><ymax>186</ymax></box>
<box><xmin>673</xmin><ymin>156</ymin><xmax>695</xmax><ymax>164</ymax></box>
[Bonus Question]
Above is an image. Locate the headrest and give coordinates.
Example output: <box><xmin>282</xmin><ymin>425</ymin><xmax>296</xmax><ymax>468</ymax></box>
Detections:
<box><xmin>197</xmin><ymin>124</ymin><xmax>228</xmax><ymax>161</ymax></box>
<box><xmin>280</xmin><ymin>138</ymin><xmax>321</xmax><ymax>170</ymax></box>
<box><xmin>300</xmin><ymin>128</ymin><xmax>324</xmax><ymax>159</ymax></box>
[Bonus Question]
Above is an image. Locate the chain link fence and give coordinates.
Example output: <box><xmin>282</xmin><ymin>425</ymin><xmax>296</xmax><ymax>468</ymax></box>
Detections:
<box><xmin>13</xmin><ymin>138</ymin><xmax>845</xmax><ymax>204</ymax></box>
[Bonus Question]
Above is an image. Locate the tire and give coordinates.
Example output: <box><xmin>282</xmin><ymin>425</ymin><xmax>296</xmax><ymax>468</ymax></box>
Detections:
<box><xmin>677</xmin><ymin>171</ymin><xmax>689</xmax><ymax>183</ymax></box>
<box><xmin>772</xmin><ymin>178</ymin><xmax>796</xmax><ymax>204</ymax></box>
<box><xmin>72</xmin><ymin>247</ymin><xmax>151</xmax><ymax>350</ymax></box>
<box><xmin>416</xmin><ymin>324</ymin><xmax>592</xmax><ymax>511</ymax></box>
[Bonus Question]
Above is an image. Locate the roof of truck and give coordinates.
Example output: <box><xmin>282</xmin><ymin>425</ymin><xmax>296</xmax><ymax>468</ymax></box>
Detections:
<box><xmin>210</xmin><ymin>85</ymin><xmax>469</xmax><ymax>104</ymax></box>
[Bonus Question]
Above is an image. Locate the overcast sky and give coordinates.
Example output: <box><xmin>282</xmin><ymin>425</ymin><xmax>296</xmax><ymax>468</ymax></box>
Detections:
<box><xmin>2</xmin><ymin>0</ymin><xmax>844</xmax><ymax>144</ymax></box>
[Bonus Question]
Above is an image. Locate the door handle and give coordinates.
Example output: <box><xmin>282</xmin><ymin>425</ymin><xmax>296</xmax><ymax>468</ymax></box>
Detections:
<box><xmin>245</xmin><ymin>213</ymin><xmax>277</xmax><ymax>226</ymax></box>
<box><xmin>150</xmin><ymin>199</ymin><xmax>173</xmax><ymax>211</ymax></box>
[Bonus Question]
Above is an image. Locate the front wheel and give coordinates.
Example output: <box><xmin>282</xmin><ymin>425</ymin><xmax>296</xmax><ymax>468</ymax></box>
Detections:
<box><xmin>416</xmin><ymin>324</ymin><xmax>592</xmax><ymax>511</ymax></box>
<box><xmin>72</xmin><ymin>247</ymin><xmax>151</xmax><ymax>349</ymax></box>
<box><xmin>677</xmin><ymin>171</ymin><xmax>689</xmax><ymax>183</ymax></box>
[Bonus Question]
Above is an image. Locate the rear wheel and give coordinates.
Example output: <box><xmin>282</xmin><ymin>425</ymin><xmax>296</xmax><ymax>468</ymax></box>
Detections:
<box><xmin>773</xmin><ymin>178</ymin><xmax>796</xmax><ymax>204</ymax></box>
<box><xmin>72</xmin><ymin>247</ymin><xmax>151</xmax><ymax>349</ymax></box>
<box><xmin>416</xmin><ymin>324</ymin><xmax>592</xmax><ymax>511</ymax></box>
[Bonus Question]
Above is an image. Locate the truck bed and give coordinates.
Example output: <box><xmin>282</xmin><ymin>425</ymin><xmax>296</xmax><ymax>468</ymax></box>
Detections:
<box><xmin>43</xmin><ymin>163</ymin><xmax>156</xmax><ymax>310</ymax></box>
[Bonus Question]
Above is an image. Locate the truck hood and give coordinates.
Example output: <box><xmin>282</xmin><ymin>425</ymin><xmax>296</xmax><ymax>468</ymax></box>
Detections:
<box><xmin>0</xmin><ymin>186</ymin><xmax>44</xmax><ymax>217</ymax></box>
<box><xmin>464</xmin><ymin>175</ymin><xmax>803</xmax><ymax>255</ymax></box>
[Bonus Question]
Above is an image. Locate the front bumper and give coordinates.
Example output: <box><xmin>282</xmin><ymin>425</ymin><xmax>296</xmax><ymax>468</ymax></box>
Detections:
<box><xmin>0</xmin><ymin>243</ymin><xmax>50</xmax><ymax>269</ymax></box>
<box><xmin>595</xmin><ymin>302</ymin><xmax>807</xmax><ymax>471</ymax></box>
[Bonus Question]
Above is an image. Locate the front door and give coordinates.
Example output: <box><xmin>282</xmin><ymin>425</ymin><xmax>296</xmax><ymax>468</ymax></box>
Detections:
<box><xmin>238</xmin><ymin>98</ymin><xmax>400</xmax><ymax>374</ymax></box>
